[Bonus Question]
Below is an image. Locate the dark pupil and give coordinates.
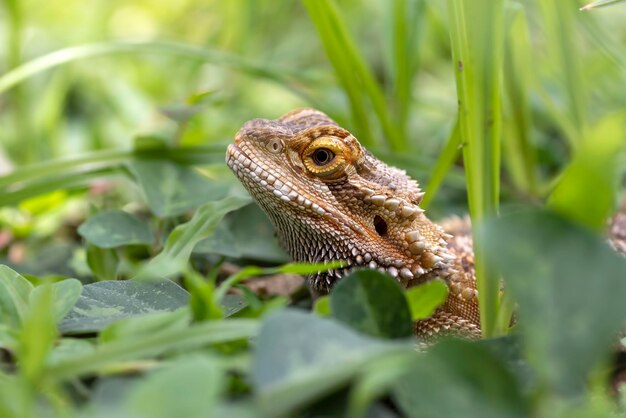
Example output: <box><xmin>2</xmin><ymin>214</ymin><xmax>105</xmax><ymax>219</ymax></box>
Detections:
<box><xmin>313</xmin><ymin>148</ymin><xmax>334</xmax><ymax>165</ymax></box>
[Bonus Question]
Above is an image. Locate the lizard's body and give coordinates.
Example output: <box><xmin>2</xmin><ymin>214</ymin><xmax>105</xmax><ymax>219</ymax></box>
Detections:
<box><xmin>226</xmin><ymin>108</ymin><xmax>625</xmax><ymax>338</ymax></box>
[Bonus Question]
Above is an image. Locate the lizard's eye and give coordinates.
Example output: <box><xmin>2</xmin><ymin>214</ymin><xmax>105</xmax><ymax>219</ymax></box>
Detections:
<box><xmin>303</xmin><ymin>137</ymin><xmax>348</xmax><ymax>179</ymax></box>
<box><xmin>311</xmin><ymin>148</ymin><xmax>335</xmax><ymax>166</ymax></box>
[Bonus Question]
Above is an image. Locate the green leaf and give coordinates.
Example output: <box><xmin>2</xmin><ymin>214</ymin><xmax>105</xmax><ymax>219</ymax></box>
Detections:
<box><xmin>405</xmin><ymin>280</ymin><xmax>448</xmax><ymax>321</ymax></box>
<box><xmin>98</xmin><ymin>309</ymin><xmax>189</xmax><ymax>344</ymax></box>
<box><xmin>47</xmin><ymin>318</ymin><xmax>259</xmax><ymax>380</ymax></box>
<box><xmin>128</xmin><ymin>159</ymin><xmax>229</xmax><ymax>217</ymax></box>
<box><xmin>548</xmin><ymin>114</ymin><xmax>625</xmax><ymax>231</ymax></box>
<box><xmin>86</xmin><ymin>244</ymin><xmax>119</xmax><ymax>281</ymax></box>
<box><xmin>184</xmin><ymin>269</ymin><xmax>224</xmax><ymax>321</ymax></box>
<box><xmin>481</xmin><ymin>207</ymin><xmax>626</xmax><ymax>396</ymax></box>
<box><xmin>392</xmin><ymin>339</ymin><xmax>529</xmax><ymax>418</ymax></box>
<box><xmin>49</xmin><ymin>278</ymin><xmax>82</xmax><ymax>323</ymax></box>
<box><xmin>59</xmin><ymin>280</ymin><xmax>189</xmax><ymax>334</ymax></box>
<box><xmin>330</xmin><ymin>270</ymin><xmax>412</xmax><ymax>339</ymax></box>
<box><xmin>124</xmin><ymin>356</ymin><xmax>224</xmax><ymax>418</ymax></box>
<box><xmin>135</xmin><ymin>195</ymin><xmax>250</xmax><ymax>280</ymax></box>
<box><xmin>251</xmin><ymin>309</ymin><xmax>414</xmax><ymax>417</ymax></box>
<box><xmin>78</xmin><ymin>210</ymin><xmax>155</xmax><ymax>248</ymax></box>
<box><xmin>48</xmin><ymin>338</ymin><xmax>95</xmax><ymax>365</ymax></box>
<box><xmin>0</xmin><ymin>265</ymin><xmax>33</xmax><ymax>329</ymax></box>
<box><xmin>19</xmin><ymin>284</ymin><xmax>57</xmax><ymax>381</ymax></box>
<box><xmin>313</xmin><ymin>295</ymin><xmax>331</xmax><ymax>317</ymax></box>
<box><xmin>195</xmin><ymin>204</ymin><xmax>288</xmax><ymax>263</ymax></box>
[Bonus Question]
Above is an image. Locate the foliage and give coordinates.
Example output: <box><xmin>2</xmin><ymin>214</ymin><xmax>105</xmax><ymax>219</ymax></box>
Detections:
<box><xmin>0</xmin><ymin>0</ymin><xmax>625</xmax><ymax>417</ymax></box>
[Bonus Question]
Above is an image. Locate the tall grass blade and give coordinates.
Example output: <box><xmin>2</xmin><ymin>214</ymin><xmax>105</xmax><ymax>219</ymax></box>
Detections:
<box><xmin>502</xmin><ymin>5</ymin><xmax>539</xmax><ymax>196</ymax></box>
<box><xmin>537</xmin><ymin>1</ymin><xmax>587</xmax><ymax>145</ymax></box>
<box><xmin>421</xmin><ymin>121</ymin><xmax>461</xmax><ymax>209</ymax></box>
<box><xmin>580</xmin><ymin>0</ymin><xmax>626</xmax><ymax>10</ymax></box>
<box><xmin>447</xmin><ymin>0</ymin><xmax>505</xmax><ymax>336</ymax></box>
<box><xmin>303</xmin><ymin>0</ymin><xmax>405</xmax><ymax>150</ymax></box>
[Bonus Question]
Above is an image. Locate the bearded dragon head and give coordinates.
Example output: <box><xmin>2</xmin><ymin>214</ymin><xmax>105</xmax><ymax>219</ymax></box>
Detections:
<box><xmin>226</xmin><ymin>108</ymin><xmax>453</xmax><ymax>292</ymax></box>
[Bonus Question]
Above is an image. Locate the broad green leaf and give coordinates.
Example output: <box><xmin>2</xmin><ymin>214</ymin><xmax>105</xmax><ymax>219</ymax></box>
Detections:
<box><xmin>481</xmin><ymin>207</ymin><xmax>626</xmax><ymax>396</ymax></box>
<box><xmin>330</xmin><ymin>270</ymin><xmax>412</xmax><ymax>339</ymax></box>
<box><xmin>128</xmin><ymin>159</ymin><xmax>229</xmax><ymax>217</ymax></box>
<box><xmin>78</xmin><ymin>210</ymin><xmax>154</xmax><ymax>248</ymax></box>
<box><xmin>19</xmin><ymin>285</ymin><xmax>57</xmax><ymax>381</ymax></box>
<box><xmin>0</xmin><ymin>265</ymin><xmax>33</xmax><ymax>329</ymax></box>
<box><xmin>195</xmin><ymin>203</ymin><xmax>288</xmax><ymax>263</ymax></box>
<box><xmin>86</xmin><ymin>244</ymin><xmax>119</xmax><ymax>281</ymax></box>
<box><xmin>251</xmin><ymin>309</ymin><xmax>414</xmax><ymax>417</ymax></box>
<box><xmin>135</xmin><ymin>195</ymin><xmax>250</xmax><ymax>280</ymax></box>
<box><xmin>59</xmin><ymin>280</ymin><xmax>189</xmax><ymax>334</ymax></box>
<box><xmin>549</xmin><ymin>114</ymin><xmax>625</xmax><ymax>231</ymax></box>
<box><xmin>405</xmin><ymin>280</ymin><xmax>448</xmax><ymax>321</ymax></box>
<box><xmin>48</xmin><ymin>278</ymin><xmax>82</xmax><ymax>323</ymax></box>
<box><xmin>125</xmin><ymin>357</ymin><xmax>223</xmax><ymax>418</ymax></box>
<box><xmin>48</xmin><ymin>338</ymin><xmax>95</xmax><ymax>365</ymax></box>
<box><xmin>392</xmin><ymin>339</ymin><xmax>529</xmax><ymax>418</ymax></box>
<box><xmin>99</xmin><ymin>309</ymin><xmax>189</xmax><ymax>344</ymax></box>
<box><xmin>47</xmin><ymin>318</ymin><xmax>259</xmax><ymax>379</ymax></box>
<box><xmin>0</xmin><ymin>324</ymin><xmax>17</xmax><ymax>350</ymax></box>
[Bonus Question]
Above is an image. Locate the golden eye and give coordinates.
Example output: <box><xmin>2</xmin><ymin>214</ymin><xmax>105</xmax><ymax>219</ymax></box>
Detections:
<box><xmin>311</xmin><ymin>148</ymin><xmax>335</xmax><ymax>166</ymax></box>
<box><xmin>303</xmin><ymin>137</ymin><xmax>348</xmax><ymax>179</ymax></box>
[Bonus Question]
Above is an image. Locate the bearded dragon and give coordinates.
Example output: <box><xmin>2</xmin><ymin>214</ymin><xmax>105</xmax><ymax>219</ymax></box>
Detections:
<box><xmin>226</xmin><ymin>108</ymin><xmax>626</xmax><ymax>339</ymax></box>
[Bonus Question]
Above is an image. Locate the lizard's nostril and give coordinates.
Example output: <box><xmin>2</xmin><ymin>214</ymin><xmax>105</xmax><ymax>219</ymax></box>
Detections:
<box><xmin>373</xmin><ymin>215</ymin><xmax>388</xmax><ymax>236</ymax></box>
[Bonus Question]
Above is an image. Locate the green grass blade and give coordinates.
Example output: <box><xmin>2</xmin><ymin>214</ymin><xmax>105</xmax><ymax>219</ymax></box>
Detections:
<box><xmin>389</xmin><ymin>0</ymin><xmax>425</xmax><ymax>135</ymax></box>
<box><xmin>537</xmin><ymin>1</ymin><xmax>587</xmax><ymax>144</ymax></box>
<box><xmin>303</xmin><ymin>0</ymin><xmax>405</xmax><ymax>150</ymax></box>
<box><xmin>421</xmin><ymin>120</ymin><xmax>461</xmax><ymax>209</ymax></box>
<box><xmin>0</xmin><ymin>40</ymin><xmax>321</xmax><ymax>106</ymax></box>
<box><xmin>580</xmin><ymin>0</ymin><xmax>626</xmax><ymax>10</ymax></box>
<box><xmin>447</xmin><ymin>0</ymin><xmax>505</xmax><ymax>337</ymax></box>
<box><xmin>302</xmin><ymin>0</ymin><xmax>375</xmax><ymax>147</ymax></box>
<box><xmin>502</xmin><ymin>5</ymin><xmax>539</xmax><ymax>196</ymax></box>
<box><xmin>0</xmin><ymin>167</ymin><xmax>122</xmax><ymax>207</ymax></box>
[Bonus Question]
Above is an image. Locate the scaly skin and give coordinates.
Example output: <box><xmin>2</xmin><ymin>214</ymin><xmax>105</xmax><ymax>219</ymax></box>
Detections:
<box><xmin>226</xmin><ymin>108</ymin><xmax>625</xmax><ymax>339</ymax></box>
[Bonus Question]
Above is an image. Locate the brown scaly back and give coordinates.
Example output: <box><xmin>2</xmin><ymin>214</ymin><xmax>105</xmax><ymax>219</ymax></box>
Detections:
<box><xmin>226</xmin><ymin>108</ymin><xmax>455</xmax><ymax>292</ymax></box>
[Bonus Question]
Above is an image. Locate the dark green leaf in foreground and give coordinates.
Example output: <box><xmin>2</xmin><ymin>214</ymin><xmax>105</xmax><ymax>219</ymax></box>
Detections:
<box><xmin>124</xmin><ymin>356</ymin><xmax>224</xmax><ymax>418</ymax></box>
<box><xmin>481</xmin><ymin>207</ymin><xmax>626</xmax><ymax>396</ymax></box>
<box><xmin>251</xmin><ymin>309</ymin><xmax>414</xmax><ymax>417</ymax></box>
<box><xmin>0</xmin><ymin>265</ymin><xmax>34</xmax><ymax>329</ymax></box>
<box><xmin>392</xmin><ymin>339</ymin><xmax>529</xmax><ymax>418</ymax></box>
<box><xmin>128</xmin><ymin>159</ymin><xmax>230</xmax><ymax>217</ymax></box>
<box><xmin>78</xmin><ymin>210</ymin><xmax>155</xmax><ymax>248</ymax></box>
<box><xmin>59</xmin><ymin>280</ymin><xmax>189</xmax><ymax>334</ymax></box>
<box><xmin>330</xmin><ymin>270</ymin><xmax>412</xmax><ymax>339</ymax></box>
<box><xmin>48</xmin><ymin>318</ymin><xmax>259</xmax><ymax>380</ymax></box>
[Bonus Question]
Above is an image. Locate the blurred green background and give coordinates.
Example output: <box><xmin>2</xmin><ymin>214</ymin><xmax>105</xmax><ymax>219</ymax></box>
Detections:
<box><xmin>1</xmin><ymin>1</ymin><xmax>626</xmax><ymax>417</ymax></box>
<box><xmin>2</xmin><ymin>0</ymin><xmax>622</xmax><ymax>163</ymax></box>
